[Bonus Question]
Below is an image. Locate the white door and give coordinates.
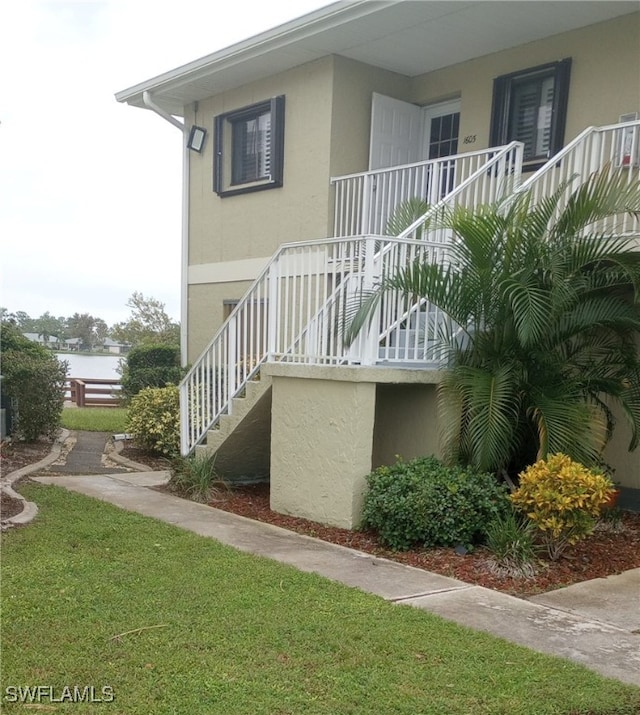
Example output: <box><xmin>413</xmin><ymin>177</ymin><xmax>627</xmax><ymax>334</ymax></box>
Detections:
<box><xmin>369</xmin><ymin>93</ymin><xmax>424</xmax><ymax>170</ymax></box>
<box><xmin>367</xmin><ymin>95</ymin><xmax>461</xmax><ymax>232</ymax></box>
<box><xmin>422</xmin><ymin>99</ymin><xmax>461</xmax><ymax>201</ymax></box>
<box><xmin>422</xmin><ymin>99</ymin><xmax>461</xmax><ymax>159</ymax></box>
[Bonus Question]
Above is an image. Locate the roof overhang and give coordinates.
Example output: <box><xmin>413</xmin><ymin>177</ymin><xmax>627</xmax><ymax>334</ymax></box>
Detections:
<box><xmin>115</xmin><ymin>0</ymin><xmax>638</xmax><ymax>117</ymax></box>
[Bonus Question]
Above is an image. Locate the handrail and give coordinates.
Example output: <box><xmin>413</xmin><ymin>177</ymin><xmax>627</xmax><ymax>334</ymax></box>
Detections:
<box><xmin>516</xmin><ymin>119</ymin><xmax>640</xmax><ymax>194</ymax></box>
<box><xmin>512</xmin><ymin>119</ymin><xmax>640</xmax><ymax>236</ymax></box>
<box><xmin>331</xmin><ymin>144</ymin><xmax>522</xmax><ymax>237</ymax></box>
<box><xmin>180</xmin><ymin>143</ymin><xmax>526</xmax><ymax>454</ymax></box>
<box><xmin>329</xmin><ymin>145</ymin><xmax>519</xmax><ymax>183</ymax></box>
<box><xmin>397</xmin><ymin>141</ymin><xmax>523</xmax><ymax>239</ymax></box>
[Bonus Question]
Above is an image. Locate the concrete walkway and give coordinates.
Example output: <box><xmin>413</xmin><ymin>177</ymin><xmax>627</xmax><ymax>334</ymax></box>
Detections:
<box><xmin>21</xmin><ymin>433</ymin><xmax>640</xmax><ymax>687</ymax></box>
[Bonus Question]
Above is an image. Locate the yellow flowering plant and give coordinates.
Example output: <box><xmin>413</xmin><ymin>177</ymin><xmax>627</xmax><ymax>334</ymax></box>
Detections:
<box><xmin>126</xmin><ymin>385</ymin><xmax>180</xmax><ymax>457</ymax></box>
<box><xmin>510</xmin><ymin>453</ymin><xmax>615</xmax><ymax>560</ymax></box>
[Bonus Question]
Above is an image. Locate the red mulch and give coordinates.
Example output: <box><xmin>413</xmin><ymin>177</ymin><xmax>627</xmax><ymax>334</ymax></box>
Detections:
<box><xmin>208</xmin><ymin>482</ymin><xmax>640</xmax><ymax>598</ymax></box>
<box><xmin>6</xmin><ymin>439</ymin><xmax>640</xmax><ymax>598</ymax></box>
<box><xmin>1</xmin><ymin>491</ymin><xmax>25</xmax><ymax>520</ymax></box>
<box><xmin>1</xmin><ymin>438</ymin><xmax>54</xmax><ymax>476</ymax></box>
<box><xmin>119</xmin><ymin>445</ymin><xmax>171</xmax><ymax>471</ymax></box>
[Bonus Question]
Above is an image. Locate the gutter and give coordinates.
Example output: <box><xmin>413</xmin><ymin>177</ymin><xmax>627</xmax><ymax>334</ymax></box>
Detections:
<box><xmin>141</xmin><ymin>91</ymin><xmax>190</xmax><ymax>368</ymax></box>
<box><xmin>142</xmin><ymin>90</ymin><xmax>184</xmax><ymax>130</ymax></box>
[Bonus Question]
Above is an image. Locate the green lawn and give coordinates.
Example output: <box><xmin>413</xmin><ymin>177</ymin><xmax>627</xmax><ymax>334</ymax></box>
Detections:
<box><xmin>2</xmin><ymin>484</ymin><xmax>639</xmax><ymax>715</ymax></box>
<box><xmin>61</xmin><ymin>407</ymin><xmax>128</xmax><ymax>434</ymax></box>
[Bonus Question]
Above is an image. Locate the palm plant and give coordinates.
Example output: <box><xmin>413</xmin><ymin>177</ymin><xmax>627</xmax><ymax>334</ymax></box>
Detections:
<box><xmin>346</xmin><ymin>168</ymin><xmax>640</xmax><ymax>478</ymax></box>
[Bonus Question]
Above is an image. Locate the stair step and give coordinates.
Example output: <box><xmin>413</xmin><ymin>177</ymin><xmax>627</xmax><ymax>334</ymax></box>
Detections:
<box><xmin>244</xmin><ymin>379</ymin><xmax>264</xmax><ymax>400</ymax></box>
<box><xmin>198</xmin><ymin>374</ymin><xmax>273</xmax><ymax>454</ymax></box>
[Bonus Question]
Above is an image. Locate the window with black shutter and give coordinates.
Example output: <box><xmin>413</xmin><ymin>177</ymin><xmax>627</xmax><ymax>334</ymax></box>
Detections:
<box><xmin>490</xmin><ymin>60</ymin><xmax>571</xmax><ymax>170</ymax></box>
<box><xmin>214</xmin><ymin>96</ymin><xmax>285</xmax><ymax>197</ymax></box>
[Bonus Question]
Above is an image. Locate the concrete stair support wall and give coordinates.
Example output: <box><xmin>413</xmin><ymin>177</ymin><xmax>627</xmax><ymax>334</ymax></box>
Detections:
<box><xmin>265</xmin><ymin>364</ymin><xmax>442</xmax><ymax>529</ymax></box>
<box><xmin>195</xmin><ymin>375</ymin><xmax>272</xmax><ymax>479</ymax></box>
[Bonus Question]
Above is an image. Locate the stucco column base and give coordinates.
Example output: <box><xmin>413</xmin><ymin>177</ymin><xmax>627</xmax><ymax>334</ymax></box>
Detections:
<box><xmin>269</xmin><ymin>373</ymin><xmax>376</xmax><ymax>530</ymax></box>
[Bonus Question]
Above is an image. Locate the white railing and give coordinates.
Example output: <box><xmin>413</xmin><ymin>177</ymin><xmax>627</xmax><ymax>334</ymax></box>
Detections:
<box><xmin>396</xmin><ymin>142</ymin><xmax>523</xmax><ymax>242</ymax></box>
<box><xmin>331</xmin><ymin>145</ymin><xmax>521</xmax><ymax>238</ymax></box>
<box><xmin>515</xmin><ymin>119</ymin><xmax>640</xmax><ymax>235</ymax></box>
<box><xmin>181</xmin><ymin>234</ymin><xmax>455</xmax><ymax>453</ymax></box>
<box><xmin>180</xmin><ymin>266</ymin><xmax>269</xmax><ymax>454</ymax></box>
<box><xmin>180</xmin><ymin>236</ymin><xmax>366</xmax><ymax>453</ymax></box>
<box><xmin>182</xmin><ymin>123</ymin><xmax>639</xmax><ymax>454</ymax></box>
<box><xmin>181</xmin><ymin>143</ymin><xmax>525</xmax><ymax>453</ymax></box>
<box><xmin>375</xmin><ymin>142</ymin><xmax>523</xmax><ymax>362</ymax></box>
<box><xmin>286</xmin><ymin>143</ymin><xmax>524</xmax><ymax>368</ymax></box>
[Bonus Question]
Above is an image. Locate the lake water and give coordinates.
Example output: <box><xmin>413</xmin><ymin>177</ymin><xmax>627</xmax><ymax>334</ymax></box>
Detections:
<box><xmin>55</xmin><ymin>353</ymin><xmax>123</xmax><ymax>380</ymax></box>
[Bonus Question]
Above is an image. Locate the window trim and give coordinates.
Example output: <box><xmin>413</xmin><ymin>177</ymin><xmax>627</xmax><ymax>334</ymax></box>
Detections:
<box><xmin>490</xmin><ymin>59</ymin><xmax>571</xmax><ymax>171</ymax></box>
<box><xmin>214</xmin><ymin>96</ymin><xmax>285</xmax><ymax>198</ymax></box>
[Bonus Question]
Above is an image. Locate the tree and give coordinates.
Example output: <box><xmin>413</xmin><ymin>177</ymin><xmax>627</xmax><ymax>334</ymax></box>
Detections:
<box><xmin>2</xmin><ymin>310</ymin><xmax>36</xmax><ymax>331</ymax></box>
<box><xmin>111</xmin><ymin>292</ymin><xmax>179</xmax><ymax>347</ymax></box>
<box><xmin>33</xmin><ymin>312</ymin><xmax>66</xmax><ymax>345</ymax></box>
<box><xmin>67</xmin><ymin>312</ymin><xmax>99</xmax><ymax>350</ymax></box>
<box><xmin>346</xmin><ymin>168</ymin><xmax>640</xmax><ymax>477</ymax></box>
<box><xmin>94</xmin><ymin>318</ymin><xmax>109</xmax><ymax>345</ymax></box>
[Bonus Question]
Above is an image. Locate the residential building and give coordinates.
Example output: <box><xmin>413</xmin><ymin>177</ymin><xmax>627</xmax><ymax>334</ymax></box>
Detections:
<box><xmin>102</xmin><ymin>338</ymin><xmax>130</xmax><ymax>355</ymax></box>
<box><xmin>117</xmin><ymin>1</ymin><xmax>640</xmax><ymax>526</ymax></box>
<box><xmin>22</xmin><ymin>333</ymin><xmax>64</xmax><ymax>350</ymax></box>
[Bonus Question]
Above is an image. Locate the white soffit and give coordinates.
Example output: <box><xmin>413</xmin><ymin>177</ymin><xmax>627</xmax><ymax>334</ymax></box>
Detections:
<box><xmin>115</xmin><ymin>1</ymin><xmax>639</xmax><ymax>116</ymax></box>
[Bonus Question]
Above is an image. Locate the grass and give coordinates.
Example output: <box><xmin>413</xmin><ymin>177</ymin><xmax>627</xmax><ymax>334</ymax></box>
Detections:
<box><xmin>61</xmin><ymin>407</ymin><xmax>128</xmax><ymax>434</ymax></box>
<box><xmin>2</xmin><ymin>484</ymin><xmax>639</xmax><ymax>715</ymax></box>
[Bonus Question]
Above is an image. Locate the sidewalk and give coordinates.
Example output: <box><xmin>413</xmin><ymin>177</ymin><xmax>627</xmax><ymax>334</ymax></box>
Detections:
<box><xmin>18</xmin><ymin>432</ymin><xmax>640</xmax><ymax>687</ymax></box>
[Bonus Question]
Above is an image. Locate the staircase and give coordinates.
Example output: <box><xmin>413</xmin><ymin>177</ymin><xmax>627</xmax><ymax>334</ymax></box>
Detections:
<box><xmin>194</xmin><ymin>375</ymin><xmax>272</xmax><ymax>479</ymax></box>
<box><xmin>181</xmin><ymin>120</ymin><xmax>640</xmax><ymax>460</ymax></box>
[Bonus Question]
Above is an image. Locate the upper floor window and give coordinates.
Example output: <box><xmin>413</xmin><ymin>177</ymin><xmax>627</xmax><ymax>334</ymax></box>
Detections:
<box><xmin>490</xmin><ymin>59</ymin><xmax>571</xmax><ymax>170</ymax></box>
<box><xmin>214</xmin><ymin>96</ymin><xmax>285</xmax><ymax>197</ymax></box>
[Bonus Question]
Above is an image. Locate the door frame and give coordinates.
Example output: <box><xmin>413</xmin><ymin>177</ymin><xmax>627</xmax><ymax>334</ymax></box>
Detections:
<box><xmin>421</xmin><ymin>98</ymin><xmax>462</xmax><ymax>159</ymax></box>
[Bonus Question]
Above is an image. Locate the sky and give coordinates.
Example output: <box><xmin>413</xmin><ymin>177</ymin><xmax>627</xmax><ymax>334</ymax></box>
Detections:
<box><xmin>0</xmin><ymin>0</ymin><xmax>332</xmax><ymax>327</ymax></box>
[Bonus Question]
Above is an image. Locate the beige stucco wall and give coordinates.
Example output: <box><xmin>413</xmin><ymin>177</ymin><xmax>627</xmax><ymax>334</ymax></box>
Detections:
<box><xmin>603</xmin><ymin>408</ymin><xmax>640</xmax><ymax>493</ymax></box>
<box><xmin>372</xmin><ymin>384</ymin><xmax>441</xmax><ymax>467</ymax></box>
<box><xmin>328</xmin><ymin>56</ymin><xmax>412</xmax><ymax>179</ymax></box>
<box><xmin>266</xmin><ymin>364</ymin><xmax>444</xmax><ymax>527</ymax></box>
<box><xmin>187</xmin><ymin>280</ymin><xmax>252</xmax><ymax>361</ymax></box>
<box><xmin>409</xmin><ymin>13</ymin><xmax>640</xmax><ymax>154</ymax></box>
<box><xmin>187</xmin><ymin>56</ymin><xmax>335</xmax><ymax>269</ymax></box>
<box><xmin>269</xmin><ymin>374</ymin><xmax>376</xmax><ymax>529</ymax></box>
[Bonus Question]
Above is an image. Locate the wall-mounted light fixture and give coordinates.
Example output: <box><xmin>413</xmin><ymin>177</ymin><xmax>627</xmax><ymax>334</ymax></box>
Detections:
<box><xmin>187</xmin><ymin>125</ymin><xmax>207</xmax><ymax>153</ymax></box>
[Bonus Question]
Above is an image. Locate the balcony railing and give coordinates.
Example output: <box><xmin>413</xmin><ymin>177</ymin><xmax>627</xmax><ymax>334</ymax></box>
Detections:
<box><xmin>331</xmin><ymin>145</ymin><xmax>521</xmax><ymax>238</ymax></box>
<box><xmin>516</xmin><ymin>119</ymin><xmax>640</xmax><ymax>236</ymax></box>
<box><xmin>180</xmin><ymin>234</ymin><xmax>454</xmax><ymax>453</ymax></box>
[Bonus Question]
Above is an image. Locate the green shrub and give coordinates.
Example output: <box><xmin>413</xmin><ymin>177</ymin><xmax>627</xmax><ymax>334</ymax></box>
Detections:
<box><xmin>126</xmin><ymin>385</ymin><xmax>180</xmax><ymax>457</ymax></box>
<box><xmin>510</xmin><ymin>453</ymin><xmax>615</xmax><ymax>560</ymax></box>
<box><xmin>361</xmin><ymin>456</ymin><xmax>509</xmax><ymax>551</ymax></box>
<box><xmin>168</xmin><ymin>452</ymin><xmax>227</xmax><ymax>503</ymax></box>
<box><xmin>485</xmin><ymin>509</ymin><xmax>537</xmax><ymax>577</ymax></box>
<box><xmin>1</xmin><ymin>323</ymin><xmax>51</xmax><ymax>358</ymax></box>
<box><xmin>1</xmin><ymin>323</ymin><xmax>67</xmax><ymax>441</ymax></box>
<box><xmin>121</xmin><ymin>344</ymin><xmax>182</xmax><ymax>400</ymax></box>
